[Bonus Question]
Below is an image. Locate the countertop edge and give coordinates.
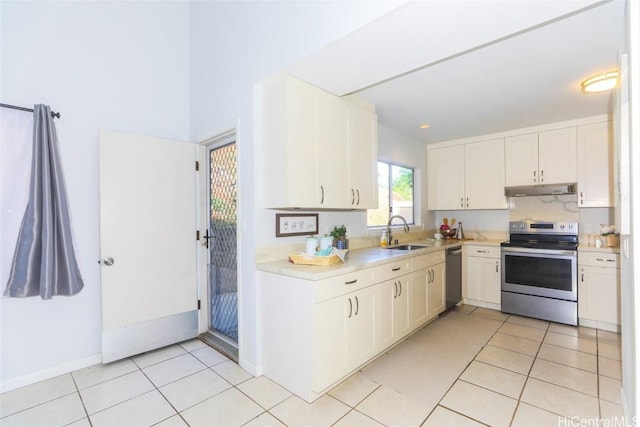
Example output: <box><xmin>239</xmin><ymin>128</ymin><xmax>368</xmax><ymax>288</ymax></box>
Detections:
<box><xmin>256</xmin><ymin>239</ymin><xmax>503</xmax><ymax>280</ymax></box>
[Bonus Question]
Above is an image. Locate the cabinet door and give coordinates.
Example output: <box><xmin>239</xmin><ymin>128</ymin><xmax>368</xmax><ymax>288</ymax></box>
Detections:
<box><xmin>313</xmin><ymin>296</ymin><xmax>349</xmax><ymax>392</ymax></box>
<box><xmin>538</xmin><ymin>127</ymin><xmax>577</xmax><ymax>185</ymax></box>
<box><xmin>428</xmin><ymin>145</ymin><xmax>465</xmax><ymax>210</ymax></box>
<box><xmin>410</xmin><ymin>269</ymin><xmax>429</xmax><ymax>330</ymax></box>
<box><xmin>347</xmin><ymin>104</ymin><xmax>378</xmax><ymax>209</ymax></box>
<box><xmin>577</xmin><ymin>122</ymin><xmax>614</xmax><ymax>207</ymax></box>
<box><xmin>429</xmin><ymin>263</ymin><xmax>446</xmax><ymax>317</ymax></box>
<box><xmin>347</xmin><ymin>285</ymin><xmax>378</xmax><ymax>369</ymax></box>
<box><xmin>316</xmin><ymin>91</ymin><xmax>348</xmax><ymax>208</ymax></box>
<box><xmin>464</xmin><ymin>139</ymin><xmax>508</xmax><ymax>209</ymax></box>
<box><xmin>505</xmin><ymin>133</ymin><xmax>538</xmax><ymax>186</ymax></box>
<box><xmin>378</xmin><ymin>275</ymin><xmax>410</xmax><ymax>350</ymax></box>
<box><xmin>394</xmin><ymin>275</ymin><xmax>410</xmax><ymax>339</ymax></box>
<box><xmin>264</xmin><ymin>76</ymin><xmax>320</xmax><ymax>208</ymax></box>
<box><xmin>466</xmin><ymin>256</ymin><xmax>500</xmax><ymax>304</ymax></box>
<box><xmin>579</xmin><ymin>266</ymin><xmax>620</xmax><ymax>325</ymax></box>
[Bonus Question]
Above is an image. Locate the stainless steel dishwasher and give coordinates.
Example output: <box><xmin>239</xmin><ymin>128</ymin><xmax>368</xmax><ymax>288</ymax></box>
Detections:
<box><xmin>445</xmin><ymin>246</ymin><xmax>462</xmax><ymax>310</ymax></box>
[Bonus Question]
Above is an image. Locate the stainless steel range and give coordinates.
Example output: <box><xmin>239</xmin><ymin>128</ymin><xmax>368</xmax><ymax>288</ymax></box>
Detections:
<box><xmin>501</xmin><ymin>220</ymin><xmax>579</xmax><ymax>325</ymax></box>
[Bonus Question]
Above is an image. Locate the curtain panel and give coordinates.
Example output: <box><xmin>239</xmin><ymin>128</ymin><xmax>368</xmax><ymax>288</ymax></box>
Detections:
<box><xmin>4</xmin><ymin>104</ymin><xmax>84</xmax><ymax>299</ymax></box>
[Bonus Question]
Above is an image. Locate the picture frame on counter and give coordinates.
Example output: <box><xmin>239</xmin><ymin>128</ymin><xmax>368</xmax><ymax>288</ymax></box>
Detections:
<box><xmin>275</xmin><ymin>213</ymin><xmax>319</xmax><ymax>237</ymax></box>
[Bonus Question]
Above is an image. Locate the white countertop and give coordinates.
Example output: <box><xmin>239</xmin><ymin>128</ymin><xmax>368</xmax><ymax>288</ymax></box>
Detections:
<box><xmin>256</xmin><ymin>238</ymin><xmax>503</xmax><ymax>281</ymax></box>
<box><xmin>578</xmin><ymin>243</ymin><xmax>620</xmax><ymax>254</ymax></box>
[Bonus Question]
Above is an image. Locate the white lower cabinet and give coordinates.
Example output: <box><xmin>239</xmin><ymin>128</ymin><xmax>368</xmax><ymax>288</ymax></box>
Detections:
<box><xmin>410</xmin><ymin>268</ymin><xmax>429</xmax><ymax>328</ymax></box>
<box><xmin>578</xmin><ymin>251</ymin><xmax>620</xmax><ymax>330</ymax></box>
<box><xmin>378</xmin><ymin>274</ymin><xmax>410</xmax><ymax>350</ymax></box>
<box><xmin>314</xmin><ymin>285</ymin><xmax>377</xmax><ymax>392</ymax></box>
<box><xmin>464</xmin><ymin>245</ymin><xmax>501</xmax><ymax>307</ymax></box>
<box><xmin>259</xmin><ymin>249</ymin><xmax>446</xmax><ymax>402</ymax></box>
<box><xmin>429</xmin><ymin>262</ymin><xmax>446</xmax><ymax>315</ymax></box>
<box><xmin>410</xmin><ymin>251</ymin><xmax>446</xmax><ymax>329</ymax></box>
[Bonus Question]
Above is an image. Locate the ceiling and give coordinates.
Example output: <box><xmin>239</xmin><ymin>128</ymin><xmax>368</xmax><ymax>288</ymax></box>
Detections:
<box><xmin>286</xmin><ymin>0</ymin><xmax>625</xmax><ymax>144</ymax></box>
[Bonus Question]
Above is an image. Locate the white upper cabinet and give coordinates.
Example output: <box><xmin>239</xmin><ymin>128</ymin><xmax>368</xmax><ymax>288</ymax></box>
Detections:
<box><xmin>465</xmin><ymin>139</ymin><xmax>508</xmax><ymax>209</ymax></box>
<box><xmin>428</xmin><ymin>139</ymin><xmax>507</xmax><ymax>210</ymax></box>
<box><xmin>316</xmin><ymin>90</ymin><xmax>349</xmax><ymax>208</ymax></box>
<box><xmin>538</xmin><ymin>127</ymin><xmax>577</xmax><ymax>184</ymax></box>
<box><xmin>347</xmin><ymin>102</ymin><xmax>378</xmax><ymax>209</ymax></box>
<box><xmin>505</xmin><ymin>128</ymin><xmax>577</xmax><ymax>186</ymax></box>
<box><xmin>261</xmin><ymin>74</ymin><xmax>377</xmax><ymax>209</ymax></box>
<box><xmin>577</xmin><ymin>121</ymin><xmax>614</xmax><ymax>208</ymax></box>
<box><xmin>428</xmin><ymin>145</ymin><xmax>465</xmax><ymax>210</ymax></box>
<box><xmin>504</xmin><ymin>133</ymin><xmax>538</xmax><ymax>186</ymax></box>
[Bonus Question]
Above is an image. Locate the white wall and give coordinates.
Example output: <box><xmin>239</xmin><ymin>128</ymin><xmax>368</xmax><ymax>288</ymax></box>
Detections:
<box><xmin>621</xmin><ymin>0</ymin><xmax>640</xmax><ymax>419</ymax></box>
<box><xmin>0</xmin><ymin>1</ymin><xmax>190</xmax><ymax>391</ymax></box>
<box><xmin>189</xmin><ymin>1</ymin><xmax>405</xmax><ymax>373</ymax></box>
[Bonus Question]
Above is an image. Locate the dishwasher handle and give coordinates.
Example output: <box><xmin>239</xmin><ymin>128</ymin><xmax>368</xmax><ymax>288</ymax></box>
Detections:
<box><xmin>446</xmin><ymin>247</ymin><xmax>462</xmax><ymax>255</ymax></box>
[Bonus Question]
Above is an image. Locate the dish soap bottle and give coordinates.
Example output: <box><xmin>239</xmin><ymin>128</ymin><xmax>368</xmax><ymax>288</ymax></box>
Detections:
<box><xmin>380</xmin><ymin>230</ymin><xmax>388</xmax><ymax>247</ymax></box>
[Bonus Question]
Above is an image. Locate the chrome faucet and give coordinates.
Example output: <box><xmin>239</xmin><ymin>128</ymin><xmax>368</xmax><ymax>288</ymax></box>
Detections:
<box><xmin>387</xmin><ymin>215</ymin><xmax>410</xmax><ymax>246</ymax></box>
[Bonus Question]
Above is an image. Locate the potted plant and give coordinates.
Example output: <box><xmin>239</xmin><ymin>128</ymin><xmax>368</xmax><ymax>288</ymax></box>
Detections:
<box><xmin>330</xmin><ymin>225</ymin><xmax>348</xmax><ymax>249</ymax></box>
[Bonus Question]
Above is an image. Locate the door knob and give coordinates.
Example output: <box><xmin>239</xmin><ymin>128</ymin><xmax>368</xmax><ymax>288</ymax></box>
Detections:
<box><xmin>103</xmin><ymin>257</ymin><xmax>115</xmax><ymax>266</ymax></box>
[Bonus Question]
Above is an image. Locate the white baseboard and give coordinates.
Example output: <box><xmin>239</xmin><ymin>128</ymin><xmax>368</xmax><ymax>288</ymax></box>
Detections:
<box><xmin>239</xmin><ymin>357</ymin><xmax>262</xmax><ymax>377</ymax></box>
<box><xmin>463</xmin><ymin>298</ymin><xmax>501</xmax><ymax>311</ymax></box>
<box><xmin>578</xmin><ymin>318</ymin><xmax>621</xmax><ymax>333</ymax></box>
<box><xmin>0</xmin><ymin>353</ymin><xmax>102</xmax><ymax>393</ymax></box>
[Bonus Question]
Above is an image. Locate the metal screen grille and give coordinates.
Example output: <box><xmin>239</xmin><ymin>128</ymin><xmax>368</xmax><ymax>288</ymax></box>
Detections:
<box><xmin>209</xmin><ymin>142</ymin><xmax>238</xmax><ymax>342</ymax></box>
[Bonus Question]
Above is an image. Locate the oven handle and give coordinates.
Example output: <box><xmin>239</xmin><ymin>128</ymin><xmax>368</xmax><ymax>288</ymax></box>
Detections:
<box><xmin>501</xmin><ymin>247</ymin><xmax>577</xmax><ymax>256</ymax></box>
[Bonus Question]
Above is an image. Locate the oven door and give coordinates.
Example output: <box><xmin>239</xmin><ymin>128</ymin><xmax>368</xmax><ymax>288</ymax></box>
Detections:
<box><xmin>501</xmin><ymin>247</ymin><xmax>577</xmax><ymax>301</ymax></box>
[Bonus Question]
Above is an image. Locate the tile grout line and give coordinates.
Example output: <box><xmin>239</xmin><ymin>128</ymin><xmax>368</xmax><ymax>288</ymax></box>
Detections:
<box><xmin>421</xmin><ymin>306</ymin><xmax>510</xmax><ymax>426</ymax></box>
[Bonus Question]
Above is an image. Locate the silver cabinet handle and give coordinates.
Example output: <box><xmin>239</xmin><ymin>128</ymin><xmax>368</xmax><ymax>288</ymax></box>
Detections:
<box><xmin>103</xmin><ymin>257</ymin><xmax>115</xmax><ymax>266</ymax></box>
<box><xmin>477</xmin><ymin>250</ymin><xmax>488</xmax><ymax>253</ymax></box>
<box><xmin>460</xmin><ymin>197</ymin><xmax>464</xmax><ymax>208</ymax></box>
<box><xmin>351</xmin><ymin>189</ymin><xmax>355</xmax><ymax>205</ymax></box>
<box><xmin>394</xmin><ymin>281</ymin><xmax>398</xmax><ymax>298</ymax></box>
<box><xmin>320</xmin><ymin>185</ymin><xmax>325</xmax><ymax>204</ymax></box>
<box><xmin>398</xmin><ymin>282</ymin><xmax>402</xmax><ymax>297</ymax></box>
<box><xmin>496</xmin><ymin>261</ymin><xmax>499</xmax><ymax>273</ymax></box>
<box><xmin>466</xmin><ymin>197</ymin><xmax>469</xmax><ymax>208</ymax></box>
<box><xmin>392</xmin><ymin>267</ymin><xmax>401</xmax><ymax>272</ymax></box>
<box><xmin>355</xmin><ymin>296</ymin><xmax>359</xmax><ymax>316</ymax></box>
<box><xmin>533</xmin><ymin>170</ymin><xmax>537</xmax><ymax>183</ymax></box>
<box><xmin>356</xmin><ymin>189</ymin><xmax>360</xmax><ymax>205</ymax></box>
<box><xmin>581</xmin><ymin>268</ymin><xmax>584</xmax><ymax>282</ymax></box>
<box><xmin>540</xmin><ymin>170</ymin><xmax>544</xmax><ymax>182</ymax></box>
<box><xmin>348</xmin><ymin>298</ymin><xmax>353</xmax><ymax>318</ymax></box>
<box><xmin>345</xmin><ymin>279</ymin><xmax>358</xmax><ymax>285</ymax></box>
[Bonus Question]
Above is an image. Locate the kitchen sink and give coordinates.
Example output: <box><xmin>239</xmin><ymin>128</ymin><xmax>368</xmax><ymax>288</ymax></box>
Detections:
<box><xmin>387</xmin><ymin>244</ymin><xmax>430</xmax><ymax>251</ymax></box>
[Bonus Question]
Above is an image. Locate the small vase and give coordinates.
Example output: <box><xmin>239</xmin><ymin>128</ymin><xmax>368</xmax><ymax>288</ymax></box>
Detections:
<box><xmin>335</xmin><ymin>238</ymin><xmax>347</xmax><ymax>250</ymax></box>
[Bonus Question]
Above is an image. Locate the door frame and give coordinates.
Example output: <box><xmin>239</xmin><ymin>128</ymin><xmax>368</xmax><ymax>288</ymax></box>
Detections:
<box><xmin>197</xmin><ymin>129</ymin><xmax>241</xmax><ymax>356</ymax></box>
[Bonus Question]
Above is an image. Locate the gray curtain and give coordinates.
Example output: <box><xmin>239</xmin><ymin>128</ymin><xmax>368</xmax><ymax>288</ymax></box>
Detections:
<box><xmin>4</xmin><ymin>104</ymin><xmax>84</xmax><ymax>299</ymax></box>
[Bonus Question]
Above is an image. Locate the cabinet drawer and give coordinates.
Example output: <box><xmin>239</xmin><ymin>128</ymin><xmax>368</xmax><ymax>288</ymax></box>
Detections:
<box><xmin>579</xmin><ymin>252</ymin><xmax>619</xmax><ymax>268</ymax></box>
<box><xmin>465</xmin><ymin>245</ymin><xmax>500</xmax><ymax>259</ymax></box>
<box><xmin>371</xmin><ymin>259</ymin><xmax>412</xmax><ymax>283</ymax></box>
<box><xmin>314</xmin><ymin>269</ymin><xmax>374</xmax><ymax>303</ymax></box>
<box><xmin>412</xmin><ymin>251</ymin><xmax>445</xmax><ymax>271</ymax></box>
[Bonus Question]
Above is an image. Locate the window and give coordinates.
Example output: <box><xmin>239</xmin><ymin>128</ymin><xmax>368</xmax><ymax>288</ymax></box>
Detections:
<box><xmin>367</xmin><ymin>161</ymin><xmax>414</xmax><ymax>227</ymax></box>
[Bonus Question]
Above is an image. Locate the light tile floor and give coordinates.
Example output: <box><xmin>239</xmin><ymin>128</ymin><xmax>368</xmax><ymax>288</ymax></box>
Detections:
<box><xmin>0</xmin><ymin>305</ymin><xmax>625</xmax><ymax>426</ymax></box>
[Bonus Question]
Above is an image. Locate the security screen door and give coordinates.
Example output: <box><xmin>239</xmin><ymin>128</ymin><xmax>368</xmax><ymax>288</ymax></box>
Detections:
<box><xmin>99</xmin><ymin>130</ymin><xmax>198</xmax><ymax>363</ymax></box>
<box><xmin>204</xmin><ymin>137</ymin><xmax>238</xmax><ymax>358</ymax></box>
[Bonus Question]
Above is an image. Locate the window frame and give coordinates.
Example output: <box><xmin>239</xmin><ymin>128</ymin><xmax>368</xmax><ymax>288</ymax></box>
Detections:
<box><xmin>367</xmin><ymin>160</ymin><xmax>416</xmax><ymax>229</ymax></box>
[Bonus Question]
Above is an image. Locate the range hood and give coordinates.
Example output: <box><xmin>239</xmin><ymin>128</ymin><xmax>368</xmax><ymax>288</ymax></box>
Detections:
<box><xmin>505</xmin><ymin>183</ymin><xmax>577</xmax><ymax>197</ymax></box>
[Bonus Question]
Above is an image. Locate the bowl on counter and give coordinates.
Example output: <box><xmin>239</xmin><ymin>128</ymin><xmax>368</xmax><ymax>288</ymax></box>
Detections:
<box><xmin>440</xmin><ymin>228</ymin><xmax>457</xmax><ymax>239</ymax></box>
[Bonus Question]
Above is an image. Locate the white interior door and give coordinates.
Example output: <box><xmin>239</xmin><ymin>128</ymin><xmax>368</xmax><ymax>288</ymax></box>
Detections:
<box><xmin>99</xmin><ymin>130</ymin><xmax>198</xmax><ymax>363</ymax></box>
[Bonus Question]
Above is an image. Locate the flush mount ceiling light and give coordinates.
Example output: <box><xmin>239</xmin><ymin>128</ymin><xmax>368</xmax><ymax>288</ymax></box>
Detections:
<box><xmin>419</xmin><ymin>124</ymin><xmax>431</xmax><ymax>129</ymax></box>
<box><xmin>581</xmin><ymin>71</ymin><xmax>618</xmax><ymax>93</ymax></box>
